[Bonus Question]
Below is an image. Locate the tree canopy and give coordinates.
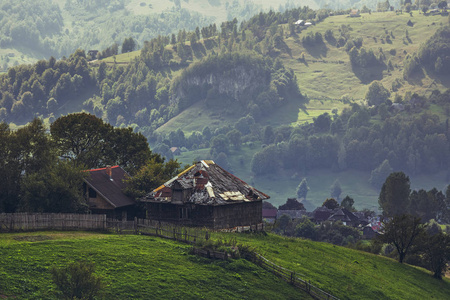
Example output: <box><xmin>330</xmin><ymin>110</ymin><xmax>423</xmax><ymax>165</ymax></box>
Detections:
<box><xmin>378</xmin><ymin>214</ymin><xmax>424</xmax><ymax>263</ymax></box>
<box><xmin>379</xmin><ymin>172</ymin><xmax>411</xmax><ymax>217</ymax></box>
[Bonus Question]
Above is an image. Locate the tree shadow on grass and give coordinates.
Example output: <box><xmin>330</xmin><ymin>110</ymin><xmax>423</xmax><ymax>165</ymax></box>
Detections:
<box><xmin>275</xmin><ymin>38</ymin><xmax>292</xmax><ymax>57</ymax></box>
<box><xmin>426</xmin><ymin>70</ymin><xmax>450</xmax><ymax>89</ymax></box>
<box><xmin>303</xmin><ymin>42</ymin><xmax>328</xmax><ymax>59</ymax></box>
<box><xmin>404</xmin><ymin>67</ymin><xmax>426</xmax><ymax>86</ymax></box>
<box><xmin>352</xmin><ymin>64</ymin><xmax>385</xmax><ymax>84</ymax></box>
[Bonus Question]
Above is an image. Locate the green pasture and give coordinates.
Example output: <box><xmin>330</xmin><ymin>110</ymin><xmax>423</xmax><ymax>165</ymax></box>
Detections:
<box><xmin>212</xmin><ymin>232</ymin><xmax>450</xmax><ymax>300</ymax></box>
<box><xmin>283</xmin><ymin>11</ymin><xmax>450</xmax><ymax>101</ymax></box>
<box><xmin>0</xmin><ymin>231</ymin><xmax>310</xmax><ymax>299</ymax></box>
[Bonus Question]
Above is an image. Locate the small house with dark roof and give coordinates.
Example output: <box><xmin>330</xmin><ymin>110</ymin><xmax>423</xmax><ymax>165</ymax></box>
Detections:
<box><xmin>328</xmin><ymin>208</ymin><xmax>360</xmax><ymax>226</ymax></box>
<box><xmin>262</xmin><ymin>208</ymin><xmax>278</xmax><ymax>223</ymax></box>
<box><xmin>277</xmin><ymin>210</ymin><xmax>312</xmax><ymax>220</ymax></box>
<box><xmin>83</xmin><ymin>165</ymin><xmax>136</xmax><ymax>220</ymax></box>
<box><xmin>140</xmin><ymin>160</ymin><xmax>269</xmax><ymax>229</ymax></box>
<box><xmin>312</xmin><ymin>207</ymin><xmax>333</xmax><ymax>223</ymax></box>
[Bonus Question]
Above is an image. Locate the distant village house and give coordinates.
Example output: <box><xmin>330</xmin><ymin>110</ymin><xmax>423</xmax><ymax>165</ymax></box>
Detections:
<box><xmin>349</xmin><ymin>9</ymin><xmax>360</xmax><ymax>17</ymax></box>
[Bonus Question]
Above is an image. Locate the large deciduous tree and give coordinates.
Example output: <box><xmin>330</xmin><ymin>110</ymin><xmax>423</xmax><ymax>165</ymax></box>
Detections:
<box><xmin>51</xmin><ymin>113</ymin><xmax>112</xmax><ymax>168</ymax></box>
<box><xmin>20</xmin><ymin>161</ymin><xmax>87</xmax><ymax>213</ymax></box>
<box><xmin>340</xmin><ymin>195</ymin><xmax>355</xmax><ymax>211</ymax></box>
<box><xmin>322</xmin><ymin>198</ymin><xmax>339</xmax><ymax>210</ymax></box>
<box><xmin>124</xmin><ymin>158</ymin><xmax>183</xmax><ymax>199</ymax></box>
<box><xmin>365</xmin><ymin>81</ymin><xmax>390</xmax><ymax>106</ymax></box>
<box><xmin>419</xmin><ymin>231</ymin><xmax>450</xmax><ymax>279</ymax></box>
<box><xmin>378</xmin><ymin>214</ymin><xmax>424</xmax><ymax>263</ymax></box>
<box><xmin>50</xmin><ymin>113</ymin><xmax>152</xmax><ymax>173</ymax></box>
<box><xmin>379</xmin><ymin>172</ymin><xmax>411</xmax><ymax>217</ymax></box>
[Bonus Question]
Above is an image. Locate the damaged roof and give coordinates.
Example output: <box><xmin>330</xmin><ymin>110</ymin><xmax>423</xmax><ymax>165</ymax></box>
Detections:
<box><xmin>140</xmin><ymin>160</ymin><xmax>270</xmax><ymax>205</ymax></box>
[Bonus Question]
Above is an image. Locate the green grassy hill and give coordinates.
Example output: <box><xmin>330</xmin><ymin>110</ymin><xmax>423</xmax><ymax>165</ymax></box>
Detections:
<box><xmin>0</xmin><ymin>231</ymin><xmax>311</xmax><ymax>299</ymax></box>
<box><xmin>214</xmin><ymin>232</ymin><xmax>450</xmax><ymax>300</ymax></box>
<box><xmin>283</xmin><ymin>12</ymin><xmax>450</xmax><ymax>100</ymax></box>
<box><xmin>1</xmin><ymin>231</ymin><xmax>449</xmax><ymax>299</ymax></box>
<box><xmin>152</xmin><ymin>11</ymin><xmax>450</xmax><ymax>136</ymax></box>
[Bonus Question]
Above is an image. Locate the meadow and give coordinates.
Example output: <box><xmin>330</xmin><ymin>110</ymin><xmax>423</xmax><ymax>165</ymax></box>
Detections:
<box><xmin>0</xmin><ymin>231</ymin><xmax>310</xmax><ymax>299</ymax></box>
<box><xmin>214</xmin><ymin>232</ymin><xmax>450</xmax><ymax>300</ymax></box>
<box><xmin>1</xmin><ymin>230</ymin><xmax>449</xmax><ymax>299</ymax></box>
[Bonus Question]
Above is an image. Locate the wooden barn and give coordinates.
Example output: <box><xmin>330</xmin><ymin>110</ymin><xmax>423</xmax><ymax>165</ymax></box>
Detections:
<box><xmin>83</xmin><ymin>165</ymin><xmax>136</xmax><ymax>220</ymax></box>
<box><xmin>140</xmin><ymin>160</ymin><xmax>269</xmax><ymax>229</ymax></box>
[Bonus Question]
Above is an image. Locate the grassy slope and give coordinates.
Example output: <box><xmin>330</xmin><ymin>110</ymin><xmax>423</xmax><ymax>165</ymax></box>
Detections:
<box><xmin>214</xmin><ymin>232</ymin><xmax>450</xmax><ymax>300</ymax></box>
<box><xmin>0</xmin><ymin>231</ymin><xmax>311</xmax><ymax>299</ymax></box>
<box><xmin>2</xmin><ymin>231</ymin><xmax>448</xmax><ymax>300</ymax></box>
<box><xmin>137</xmin><ymin>12</ymin><xmax>450</xmax><ymax>137</ymax></box>
<box><xmin>284</xmin><ymin>11</ymin><xmax>450</xmax><ymax>100</ymax></box>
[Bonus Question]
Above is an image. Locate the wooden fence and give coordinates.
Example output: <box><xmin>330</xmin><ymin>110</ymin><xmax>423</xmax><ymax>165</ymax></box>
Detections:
<box><xmin>136</xmin><ymin>218</ymin><xmax>209</xmax><ymax>244</ymax></box>
<box><xmin>0</xmin><ymin>213</ymin><xmax>107</xmax><ymax>232</ymax></box>
<box><xmin>246</xmin><ymin>252</ymin><xmax>339</xmax><ymax>300</ymax></box>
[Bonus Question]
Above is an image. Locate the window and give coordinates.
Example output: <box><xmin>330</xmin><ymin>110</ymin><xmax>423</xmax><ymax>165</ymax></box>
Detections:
<box><xmin>179</xmin><ymin>207</ymin><xmax>191</xmax><ymax>219</ymax></box>
<box><xmin>88</xmin><ymin>187</ymin><xmax>97</xmax><ymax>198</ymax></box>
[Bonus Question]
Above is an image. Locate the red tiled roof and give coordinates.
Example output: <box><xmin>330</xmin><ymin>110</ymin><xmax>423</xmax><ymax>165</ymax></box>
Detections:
<box><xmin>84</xmin><ymin>166</ymin><xmax>135</xmax><ymax>208</ymax></box>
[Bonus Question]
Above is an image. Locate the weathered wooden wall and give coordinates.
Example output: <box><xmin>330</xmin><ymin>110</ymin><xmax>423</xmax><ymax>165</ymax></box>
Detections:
<box><xmin>145</xmin><ymin>201</ymin><xmax>262</xmax><ymax>229</ymax></box>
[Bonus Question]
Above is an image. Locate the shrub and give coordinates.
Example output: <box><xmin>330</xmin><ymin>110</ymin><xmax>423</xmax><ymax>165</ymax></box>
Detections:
<box><xmin>50</xmin><ymin>261</ymin><xmax>104</xmax><ymax>300</ymax></box>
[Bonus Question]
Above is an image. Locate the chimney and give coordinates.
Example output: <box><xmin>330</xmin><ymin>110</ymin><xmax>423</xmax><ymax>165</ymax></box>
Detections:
<box><xmin>106</xmin><ymin>165</ymin><xmax>112</xmax><ymax>180</ymax></box>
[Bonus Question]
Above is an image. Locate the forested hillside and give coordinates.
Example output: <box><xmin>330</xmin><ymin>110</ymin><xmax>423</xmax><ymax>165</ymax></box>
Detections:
<box><xmin>0</xmin><ymin>0</ymin><xmax>319</xmax><ymax>71</ymax></box>
<box><xmin>1</xmin><ymin>4</ymin><xmax>450</xmax><ymax>209</ymax></box>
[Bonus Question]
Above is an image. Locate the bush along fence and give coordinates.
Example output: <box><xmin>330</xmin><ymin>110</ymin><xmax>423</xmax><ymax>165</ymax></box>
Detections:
<box><xmin>0</xmin><ymin>213</ymin><xmax>339</xmax><ymax>299</ymax></box>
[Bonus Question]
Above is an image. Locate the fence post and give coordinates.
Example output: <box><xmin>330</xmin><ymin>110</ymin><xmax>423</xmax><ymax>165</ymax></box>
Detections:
<box><xmin>173</xmin><ymin>228</ymin><xmax>176</xmax><ymax>240</ymax></box>
<box><xmin>205</xmin><ymin>231</ymin><xmax>209</xmax><ymax>241</ymax></box>
<box><xmin>134</xmin><ymin>217</ymin><xmax>138</xmax><ymax>235</ymax></box>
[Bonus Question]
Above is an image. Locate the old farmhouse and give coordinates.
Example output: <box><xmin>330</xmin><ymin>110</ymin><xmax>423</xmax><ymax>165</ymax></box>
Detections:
<box><xmin>83</xmin><ymin>165</ymin><xmax>136</xmax><ymax>220</ymax></box>
<box><xmin>140</xmin><ymin>160</ymin><xmax>269</xmax><ymax>229</ymax></box>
